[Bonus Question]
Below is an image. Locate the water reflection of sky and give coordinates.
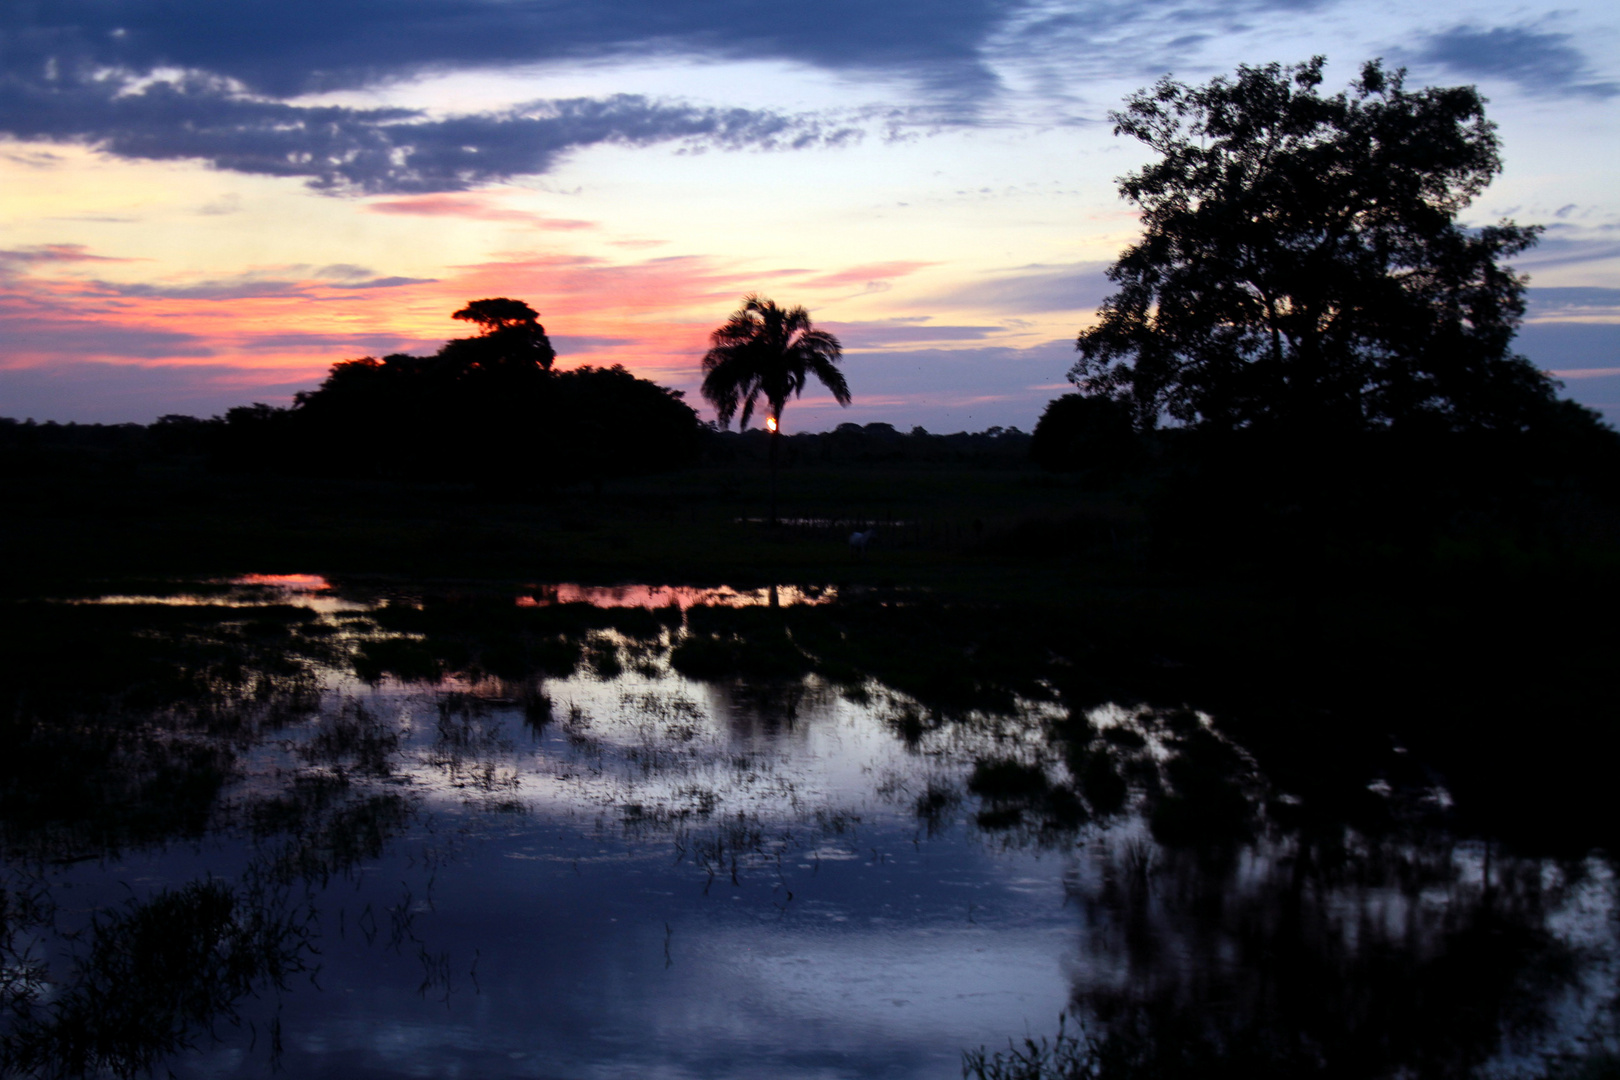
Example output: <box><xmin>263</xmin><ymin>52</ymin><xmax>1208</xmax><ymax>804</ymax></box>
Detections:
<box><xmin>59</xmin><ymin>573</ymin><xmax>371</xmax><ymax>613</ymax></box>
<box><xmin>516</xmin><ymin>583</ymin><xmax>839</xmax><ymax>610</ymax></box>
<box><xmin>59</xmin><ymin>576</ymin><xmax>843</xmax><ymax>617</ymax></box>
<box><xmin>9</xmin><ymin>580</ymin><xmax>1618</xmax><ymax>1079</ymax></box>
<box><xmin>36</xmin><ymin>585</ymin><xmax>1078</xmax><ymax>1077</ymax></box>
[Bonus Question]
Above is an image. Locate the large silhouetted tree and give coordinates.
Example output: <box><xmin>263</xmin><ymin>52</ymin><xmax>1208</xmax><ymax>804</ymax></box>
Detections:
<box><xmin>1071</xmin><ymin>58</ymin><xmax>1556</xmax><ymax>440</ymax></box>
<box><xmin>440</xmin><ymin>296</ymin><xmax>556</xmax><ymax>376</ymax></box>
<box><xmin>1061</xmin><ymin>58</ymin><xmax>1620</xmax><ymax>610</ymax></box>
<box><xmin>287</xmin><ymin>299</ymin><xmax>697</xmax><ymax>483</ymax></box>
<box><xmin>701</xmin><ymin>295</ymin><xmax>851</xmax><ymax>524</ymax></box>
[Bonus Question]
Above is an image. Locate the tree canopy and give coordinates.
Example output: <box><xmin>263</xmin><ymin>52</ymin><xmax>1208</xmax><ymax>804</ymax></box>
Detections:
<box><xmin>452</xmin><ymin>298</ymin><xmax>543</xmax><ymax>333</ymax></box>
<box><xmin>1070</xmin><ymin>58</ymin><xmax>1565</xmax><ymax>439</ymax></box>
<box><xmin>700</xmin><ymin>295</ymin><xmax>850</xmax><ymax>431</ymax></box>
<box><xmin>442</xmin><ymin>296</ymin><xmax>556</xmax><ymax>374</ymax></box>
<box><xmin>279</xmin><ymin>299</ymin><xmax>698</xmax><ymax>483</ymax></box>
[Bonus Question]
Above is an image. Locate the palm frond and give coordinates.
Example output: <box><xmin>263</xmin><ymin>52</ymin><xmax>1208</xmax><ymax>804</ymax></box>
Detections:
<box><xmin>699</xmin><ymin>295</ymin><xmax>850</xmax><ymax>428</ymax></box>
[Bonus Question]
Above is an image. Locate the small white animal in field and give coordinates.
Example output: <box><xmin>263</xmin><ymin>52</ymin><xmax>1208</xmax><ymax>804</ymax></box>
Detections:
<box><xmin>849</xmin><ymin>528</ymin><xmax>876</xmax><ymax>555</ymax></box>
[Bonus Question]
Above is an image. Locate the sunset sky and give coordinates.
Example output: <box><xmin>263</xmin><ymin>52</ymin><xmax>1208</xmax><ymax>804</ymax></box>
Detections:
<box><xmin>2</xmin><ymin>0</ymin><xmax>1617</xmax><ymax>432</ymax></box>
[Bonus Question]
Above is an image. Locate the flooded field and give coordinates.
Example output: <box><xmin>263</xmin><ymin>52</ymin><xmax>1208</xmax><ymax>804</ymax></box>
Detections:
<box><xmin>2</xmin><ymin>576</ymin><xmax>1615</xmax><ymax>1078</ymax></box>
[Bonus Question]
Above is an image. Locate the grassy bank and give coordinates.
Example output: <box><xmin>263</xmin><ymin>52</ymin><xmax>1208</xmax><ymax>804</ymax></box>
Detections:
<box><xmin>0</xmin><ymin>455</ymin><xmax>1131</xmax><ymax>592</ymax></box>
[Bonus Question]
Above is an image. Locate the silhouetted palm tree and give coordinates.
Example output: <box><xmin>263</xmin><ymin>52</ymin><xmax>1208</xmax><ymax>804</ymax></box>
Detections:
<box><xmin>701</xmin><ymin>295</ymin><xmax>851</xmax><ymax>524</ymax></box>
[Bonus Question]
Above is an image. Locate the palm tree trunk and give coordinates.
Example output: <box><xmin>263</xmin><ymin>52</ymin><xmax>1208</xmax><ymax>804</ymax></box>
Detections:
<box><xmin>768</xmin><ymin>426</ymin><xmax>779</xmax><ymax>527</ymax></box>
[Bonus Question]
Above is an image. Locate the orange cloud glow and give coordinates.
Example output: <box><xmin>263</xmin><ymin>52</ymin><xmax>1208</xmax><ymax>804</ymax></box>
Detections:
<box><xmin>0</xmin><ymin>246</ymin><xmax>832</xmax><ymax>396</ymax></box>
<box><xmin>4</xmin><ymin>240</ymin><xmax>1054</xmax><ymax>427</ymax></box>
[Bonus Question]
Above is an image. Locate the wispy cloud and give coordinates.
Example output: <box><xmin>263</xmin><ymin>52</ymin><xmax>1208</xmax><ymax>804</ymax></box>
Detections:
<box><xmin>1526</xmin><ymin>287</ymin><xmax>1620</xmax><ymax>321</ymax></box>
<box><xmin>81</xmin><ymin>271</ymin><xmax>434</xmax><ymax>300</ymax></box>
<box><xmin>795</xmin><ymin>261</ymin><xmax>938</xmax><ymax>291</ymax></box>
<box><xmin>0</xmin><ymin>246</ymin><xmax>809</xmax><ymax>399</ymax></box>
<box><xmin>1409</xmin><ymin>24</ymin><xmax>1619</xmax><ymax>99</ymax></box>
<box><xmin>1547</xmin><ymin>368</ymin><xmax>1620</xmax><ymax>380</ymax></box>
<box><xmin>1516</xmin><ymin>323</ymin><xmax>1620</xmax><ymax>422</ymax></box>
<box><xmin>0</xmin><ymin>0</ymin><xmax>1008</xmax><ymax>101</ymax></box>
<box><xmin>0</xmin><ymin>72</ymin><xmax>861</xmax><ymax>194</ymax></box>
<box><xmin>0</xmin><ymin>244</ymin><xmax>134</xmax><ymax>267</ymax></box>
<box><xmin>820</xmin><ymin>319</ymin><xmax>1005</xmax><ymax>347</ymax></box>
<box><xmin>1510</xmin><ymin>229</ymin><xmax>1620</xmax><ymax>271</ymax></box>
<box><xmin>926</xmin><ymin>260</ymin><xmax>1114</xmax><ymax>314</ymax></box>
<box><xmin>367</xmin><ymin>194</ymin><xmax>596</xmax><ymax>229</ymax></box>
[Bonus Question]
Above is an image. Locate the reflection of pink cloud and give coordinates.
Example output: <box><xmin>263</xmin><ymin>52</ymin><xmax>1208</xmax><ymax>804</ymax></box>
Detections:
<box><xmin>233</xmin><ymin>573</ymin><xmax>331</xmax><ymax>591</ymax></box>
<box><xmin>367</xmin><ymin>194</ymin><xmax>595</xmax><ymax>230</ymax></box>
<box><xmin>516</xmin><ymin>584</ymin><xmax>836</xmax><ymax>610</ymax></box>
<box><xmin>796</xmin><ymin>261</ymin><xmax>935</xmax><ymax>289</ymax></box>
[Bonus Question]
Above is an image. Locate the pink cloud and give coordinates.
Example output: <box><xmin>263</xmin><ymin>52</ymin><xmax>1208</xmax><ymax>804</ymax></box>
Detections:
<box><xmin>795</xmin><ymin>261</ymin><xmax>936</xmax><ymax>290</ymax></box>
<box><xmin>366</xmin><ymin>194</ymin><xmax>596</xmax><ymax>230</ymax></box>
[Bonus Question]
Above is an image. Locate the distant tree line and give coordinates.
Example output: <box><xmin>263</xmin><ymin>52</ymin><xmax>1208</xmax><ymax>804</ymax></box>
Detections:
<box><xmin>0</xmin><ymin>413</ymin><xmax>1036</xmax><ymax>479</ymax></box>
<box><xmin>708</xmin><ymin>422</ymin><xmax>1032</xmax><ymax>467</ymax></box>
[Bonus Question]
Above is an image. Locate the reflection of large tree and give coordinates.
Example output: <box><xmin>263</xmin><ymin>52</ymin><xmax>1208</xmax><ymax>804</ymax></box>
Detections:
<box><xmin>966</xmin><ymin>706</ymin><xmax>1610</xmax><ymax>1079</ymax></box>
<box><xmin>1051</xmin><ymin>839</ymin><xmax>1588</xmax><ymax>1079</ymax></box>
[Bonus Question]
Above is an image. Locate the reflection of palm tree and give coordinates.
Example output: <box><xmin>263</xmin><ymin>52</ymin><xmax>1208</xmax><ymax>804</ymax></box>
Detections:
<box><xmin>700</xmin><ymin>295</ymin><xmax>851</xmax><ymax>525</ymax></box>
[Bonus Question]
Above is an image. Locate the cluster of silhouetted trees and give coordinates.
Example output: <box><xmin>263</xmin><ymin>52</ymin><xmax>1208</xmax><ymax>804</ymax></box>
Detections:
<box><xmin>150</xmin><ymin>299</ymin><xmax>704</xmax><ymax>486</ymax></box>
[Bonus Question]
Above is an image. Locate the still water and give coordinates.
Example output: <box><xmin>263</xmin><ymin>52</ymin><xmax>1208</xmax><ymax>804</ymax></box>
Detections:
<box><xmin>2</xmin><ymin>576</ymin><xmax>1615</xmax><ymax>1078</ymax></box>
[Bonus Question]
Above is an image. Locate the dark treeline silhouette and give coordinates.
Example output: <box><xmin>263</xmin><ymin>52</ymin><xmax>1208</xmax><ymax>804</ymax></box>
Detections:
<box><xmin>707</xmin><ymin>421</ymin><xmax>1032</xmax><ymax>468</ymax></box>
<box><xmin>0</xmin><ymin>414</ymin><xmax>1035</xmax><ymax>483</ymax></box>
<box><xmin>1031</xmin><ymin>391</ymin><xmax>1620</xmax><ymax>572</ymax></box>
<box><xmin>129</xmin><ymin>299</ymin><xmax>704</xmax><ymax>486</ymax></box>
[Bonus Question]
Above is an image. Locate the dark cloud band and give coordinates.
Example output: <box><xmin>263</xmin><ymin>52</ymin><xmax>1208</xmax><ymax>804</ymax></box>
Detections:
<box><xmin>0</xmin><ymin>66</ymin><xmax>857</xmax><ymax>193</ymax></box>
<box><xmin>1411</xmin><ymin>24</ymin><xmax>1619</xmax><ymax>99</ymax></box>
<box><xmin>0</xmin><ymin>0</ymin><xmax>1005</xmax><ymax>99</ymax></box>
<box><xmin>4</xmin><ymin>2</ymin><xmax>1615</xmax><ymax>193</ymax></box>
